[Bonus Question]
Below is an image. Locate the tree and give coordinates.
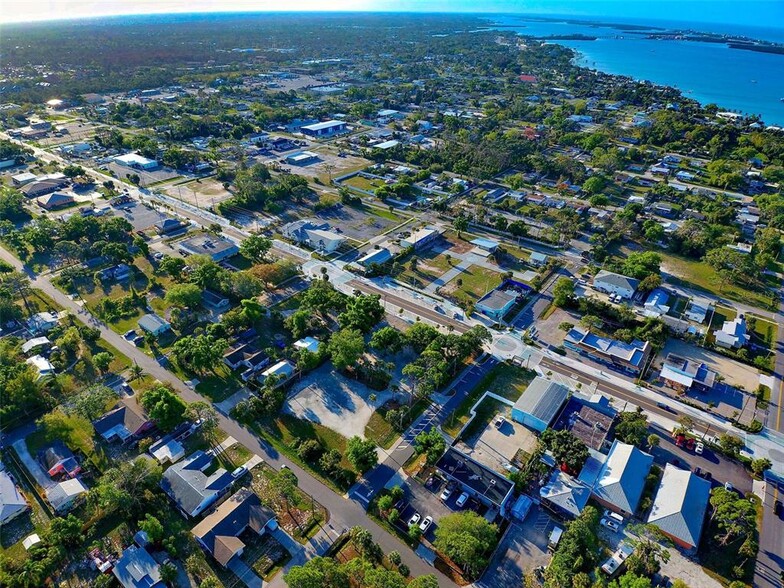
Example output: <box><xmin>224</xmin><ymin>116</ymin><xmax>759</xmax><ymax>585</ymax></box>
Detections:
<box><xmin>709</xmin><ymin>487</ymin><xmax>757</xmax><ymax>546</ymax></box>
<box><xmin>647</xmin><ymin>434</ymin><xmax>660</xmax><ymax>449</ymax></box>
<box><xmin>129</xmin><ymin>362</ymin><xmax>144</xmax><ymax>381</ymax></box>
<box><xmin>579</xmin><ymin>314</ymin><xmax>603</xmax><ymax>331</ymax></box>
<box><xmin>509</xmin><ymin>220</ymin><xmax>529</xmax><ymax>238</ymax></box>
<box><xmin>625</xmin><ymin>524</ymin><xmax>670</xmax><ymax>577</ymax></box>
<box><xmin>138</xmin><ymin>514</ymin><xmax>165</xmax><ymax>544</ymax></box>
<box><xmin>160</xmin><ymin>563</ymin><xmax>178</xmax><ymax>585</ymax></box>
<box><xmin>545</xmin><ymin>506</ymin><xmax>600</xmax><ymax>587</ymax></box>
<box><xmin>613</xmin><ymin>573</ymin><xmax>653</xmax><ymax>588</ymax></box>
<box><xmin>582</xmin><ymin>175</ymin><xmax>606</xmax><ymax>195</ymax></box>
<box><xmin>139</xmin><ymin>385</ymin><xmax>187</xmax><ymax>431</ymax></box>
<box><xmin>165</xmin><ymin>283</ymin><xmax>202</xmax><ymax>308</ymax></box>
<box><xmin>346</xmin><ymin>436</ymin><xmax>378</xmax><ymax>473</ymax></box>
<box><xmin>614</xmin><ymin>411</ymin><xmax>649</xmax><ymax>447</ymax></box>
<box><xmin>158</xmin><ymin>255</ymin><xmax>186</xmax><ymax>278</ymax></box>
<box><xmin>408</xmin><ymin>576</ymin><xmax>440</xmax><ymax>588</ymax></box>
<box><xmin>93</xmin><ymin>351</ymin><xmax>113</xmax><ymax>374</ymax></box>
<box><xmin>285</xmin><ymin>557</ymin><xmax>348</xmax><ymax>588</ymax></box>
<box><xmin>552</xmin><ymin>278</ymin><xmax>575</xmax><ymax>307</ymax></box>
<box><xmin>434</xmin><ymin>512</ymin><xmax>497</xmax><ymax>578</ymax></box>
<box><xmin>751</xmin><ymin>457</ymin><xmax>772</xmax><ymax>477</ymax></box>
<box><xmin>89</xmin><ymin>457</ymin><xmax>162</xmax><ymax>517</ymax></box>
<box><xmin>370</xmin><ymin>327</ymin><xmax>404</xmax><ymax>353</ymax></box>
<box><xmin>329</xmin><ymin>328</ymin><xmax>365</xmax><ymax>371</ymax></box>
<box><xmin>540</xmin><ymin>429</ymin><xmax>589</xmax><ymax>473</ymax></box>
<box><xmin>240</xmin><ymin>233</ymin><xmax>273</xmax><ymax>263</ymax></box>
<box><xmin>172</xmin><ymin>334</ymin><xmax>228</xmax><ymax>374</ymax></box>
<box><xmin>338</xmin><ymin>294</ymin><xmax>385</xmax><ymax>333</ymax></box>
<box><xmin>453</xmin><ymin>215</ymin><xmax>469</xmax><ymax>237</ymax></box>
<box><xmin>413</xmin><ymin>428</ymin><xmax>446</xmax><ymax>465</ymax></box>
<box><xmin>46</xmin><ymin>514</ymin><xmax>84</xmax><ymax>547</ymax></box>
<box><xmin>69</xmin><ymin>384</ymin><xmax>118</xmax><ymax>420</ymax></box>
<box><xmin>621</xmin><ymin>251</ymin><xmax>661</xmax><ymax>280</ymax></box>
<box><xmin>185</xmin><ymin>401</ymin><xmax>219</xmax><ymax>443</ymax></box>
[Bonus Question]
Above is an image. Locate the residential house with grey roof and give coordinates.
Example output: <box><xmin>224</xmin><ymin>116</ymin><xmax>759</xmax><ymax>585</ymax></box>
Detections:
<box><xmin>112</xmin><ymin>545</ymin><xmax>164</xmax><ymax>588</ymax></box>
<box><xmin>161</xmin><ymin>450</ymin><xmax>234</xmax><ymax>518</ymax></box>
<box><xmin>591</xmin><ymin>440</ymin><xmax>653</xmax><ymax>517</ymax></box>
<box><xmin>592</xmin><ymin>270</ymin><xmax>639</xmax><ymax>300</ymax></box>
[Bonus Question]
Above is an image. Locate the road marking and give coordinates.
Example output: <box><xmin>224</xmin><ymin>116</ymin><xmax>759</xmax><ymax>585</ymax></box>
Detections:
<box><xmin>777</xmin><ymin>375</ymin><xmax>783</xmax><ymax>431</ymax></box>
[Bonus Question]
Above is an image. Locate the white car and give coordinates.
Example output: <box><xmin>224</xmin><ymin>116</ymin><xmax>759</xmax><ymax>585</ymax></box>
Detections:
<box><xmin>419</xmin><ymin>516</ymin><xmax>433</xmax><ymax>533</ymax></box>
<box><xmin>695</xmin><ymin>442</ymin><xmax>704</xmax><ymax>455</ymax></box>
<box><xmin>440</xmin><ymin>487</ymin><xmax>453</xmax><ymax>501</ymax></box>
<box><xmin>455</xmin><ymin>492</ymin><xmax>469</xmax><ymax>508</ymax></box>
<box><xmin>408</xmin><ymin>513</ymin><xmax>421</xmax><ymax>527</ymax></box>
<box><xmin>494</xmin><ymin>415</ymin><xmax>506</xmax><ymax>429</ymax></box>
<box><xmin>600</xmin><ymin>518</ymin><xmax>620</xmax><ymax>532</ymax></box>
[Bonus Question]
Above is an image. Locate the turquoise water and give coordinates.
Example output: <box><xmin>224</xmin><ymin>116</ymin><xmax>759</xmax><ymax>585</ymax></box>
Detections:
<box><xmin>492</xmin><ymin>15</ymin><xmax>784</xmax><ymax>125</ymax></box>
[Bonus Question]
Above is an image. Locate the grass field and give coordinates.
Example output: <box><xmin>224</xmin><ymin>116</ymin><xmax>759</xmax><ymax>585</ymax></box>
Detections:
<box><xmin>395</xmin><ymin>251</ymin><xmax>454</xmax><ymax>287</ymax></box>
<box><xmin>364</xmin><ymin>398</ymin><xmax>430</xmax><ymax>449</ymax></box>
<box><xmin>443</xmin><ymin>362</ymin><xmax>536</xmax><ymax>437</ymax></box>
<box><xmin>658</xmin><ymin>252</ymin><xmax>777</xmax><ymax>311</ymax></box>
<box><xmin>443</xmin><ymin>265</ymin><xmax>503</xmax><ymax>306</ymax></box>
<box><xmin>342</xmin><ymin>174</ymin><xmax>386</xmax><ymax>193</ymax></box>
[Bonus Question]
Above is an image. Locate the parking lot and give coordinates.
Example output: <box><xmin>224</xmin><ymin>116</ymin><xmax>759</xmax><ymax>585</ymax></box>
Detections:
<box><xmin>476</xmin><ymin>507</ymin><xmax>553</xmax><ymax>588</ymax></box>
<box><xmin>105</xmin><ymin>161</ymin><xmax>180</xmax><ymax>187</ymax></box>
<box><xmin>457</xmin><ymin>412</ymin><xmax>538</xmax><ymax>473</ymax></box>
<box><xmin>658</xmin><ymin>338</ymin><xmax>762</xmax><ymax>392</ymax></box>
<box><xmin>113</xmin><ymin>199</ymin><xmax>172</xmax><ymax>232</ymax></box>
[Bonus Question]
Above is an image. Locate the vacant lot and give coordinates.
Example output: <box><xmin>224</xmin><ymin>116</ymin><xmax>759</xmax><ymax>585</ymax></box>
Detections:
<box><xmin>441</xmin><ymin>264</ymin><xmax>503</xmax><ymax>306</ymax></box>
<box><xmin>395</xmin><ymin>250</ymin><xmax>454</xmax><ymax>287</ymax></box>
<box><xmin>162</xmin><ymin>177</ymin><xmax>233</xmax><ymax>208</ymax></box>
<box><xmin>315</xmin><ymin>202</ymin><xmax>402</xmax><ymax>242</ymax></box>
<box><xmin>278</xmin><ymin>144</ymin><xmax>369</xmax><ymax>183</ymax></box>
<box><xmin>106</xmin><ymin>161</ymin><xmax>180</xmax><ymax>187</ymax></box>
<box><xmin>341</xmin><ymin>173</ymin><xmax>386</xmax><ymax>193</ymax></box>
<box><xmin>285</xmin><ymin>363</ymin><xmax>396</xmax><ymax>439</ymax></box>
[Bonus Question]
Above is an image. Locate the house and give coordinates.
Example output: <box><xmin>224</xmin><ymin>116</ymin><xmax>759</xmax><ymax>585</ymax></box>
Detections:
<box><xmin>511</xmin><ymin>377</ymin><xmax>570</xmax><ymax>433</ymax></box>
<box><xmin>553</xmin><ymin>394</ymin><xmax>616</xmax><ymax>451</ymax></box>
<box><xmin>155</xmin><ymin>218</ymin><xmax>188</xmax><ymax>235</ymax></box>
<box><xmin>592</xmin><ymin>270</ymin><xmax>639</xmax><ymax>300</ymax></box>
<box><xmin>643</xmin><ymin>288</ymin><xmax>670</xmax><ymax>316</ymax></box>
<box><xmin>177</xmin><ymin>234</ymin><xmax>239</xmax><ymax>262</ymax></box>
<box><xmin>591</xmin><ymin>440</ymin><xmax>653</xmax><ymax>517</ymax></box>
<box><xmin>529</xmin><ymin>252</ymin><xmax>548</xmax><ymax>267</ymax></box>
<box><xmin>42</xmin><ymin>442</ymin><xmax>81</xmax><ymax>478</ymax></box>
<box><xmin>149</xmin><ymin>436</ymin><xmax>186</xmax><ymax>465</ymax></box>
<box><xmin>540</xmin><ymin>470</ymin><xmax>592</xmax><ymax>519</ymax></box>
<box><xmin>659</xmin><ymin>354</ymin><xmax>716</xmax><ymax>392</ymax></box>
<box><xmin>192</xmin><ymin>489</ymin><xmax>276</xmax><ymax>567</ymax></box>
<box><xmin>282</xmin><ymin>219</ymin><xmax>345</xmax><ymax>253</ymax></box>
<box><xmin>647</xmin><ymin>464</ymin><xmax>711</xmax><ymax>551</ymax></box>
<box><xmin>714</xmin><ymin>315</ymin><xmax>749</xmax><ymax>349</ymax></box>
<box><xmin>26</xmin><ymin>355</ymin><xmax>55</xmax><ymax>380</ymax></box>
<box><xmin>27</xmin><ymin>311</ymin><xmax>58</xmax><ymax>334</ymax></box>
<box><xmin>37</xmin><ymin>192</ymin><xmax>75</xmax><ymax>210</ymax></box>
<box><xmin>93</xmin><ymin>397</ymin><xmax>154</xmax><ymax>443</ymax></box>
<box><xmin>20</xmin><ymin>177</ymin><xmax>68</xmax><ymax>198</ymax></box>
<box><xmin>138</xmin><ymin>313</ymin><xmax>171</xmax><ymax>337</ymax></box>
<box><xmin>435</xmin><ymin>447</ymin><xmax>515</xmax><ymax>516</ymax></box>
<box><xmin>684</xmin><ymin>300</ymin><xmax>710</xmax><ymax>324</ymax></box>
<box><xmin>476</xmin><ymin>288</ymin><xmax>518</xmax><ymax>321</ymax></box>
<box><xmin>652</xmin><ymin>202</ymin><xmax>678</xmax><ymax>218</ymax></box>
<box><xmin>161</xmin><ymin>450</ymin><xmax>234</xmax><ymax>518</ymax></box>
<box><xmin>357</xmin><ymin>247</ymin><xmax>393</xmax><ymax>268</ymax></box>
<box><xmin>260</xmin><ymin>360</ymin><xmax>295</xmax><ymax>384</ymax></box>
<box><xmin>222</xmin><ymin>343</ymin><xmax>269</xmax><ymax>374</ymax></box>
<box><xmin>293</xmin><ymin>337</ymin><xmax>320</xmax><ymax>354</ymax></box>
<box><xmin>300</xmin><ymin>120</ymin><xmax>348</xmax><ymax>137</ymax></box>
<box><xmin>564</xmin><ymin>328</ymin><xmax>651</xmax><ymax>376</ymax></box>
<box><xmin>470</xmin><ymin>237</ymin><xmax>500</xmax><ymax>253</ymax></box>
<box><xmin>0</xmin><ymin>470</ymin><xmax>28</xmax><ymax>526</ymax></box>
<box><xmin>112</xmin><ymin>545</ymin><xmax>164</xmax><ymax>588</ymax></box>
<box><xmin>46</xmin><ymin>478</ymin><xmax>88</xmax><ymax>512</ymax></box>
<box><xmin>202</xmin><ymin>289</ymin><xmax>230</xmax><ymax>312</ymax></box>
<box><xmin>11</xmin><ymin>172</ymin><xmax>37</xmax><ymax>186</ymax></box>
<box><xmin>114</xmin><ymin>152</ymin><xmax>159</xmax><ymax>170</ymax></box>
<box><xmin>21</xmin><ymin>336</ymin><xmax>50</xmax><ymax>355</ymax></box>
<box><xmin>373</xmin><ymin>140</ymin><xmax>400</xmax><ymax>150</ymax></box>
<box><xmin>401</xmin><ymin>226</ymin><xmax>443</xmax><ymax>249</ymax></box>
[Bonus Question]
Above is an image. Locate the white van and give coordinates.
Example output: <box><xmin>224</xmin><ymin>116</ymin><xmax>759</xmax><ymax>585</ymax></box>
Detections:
<box><xmin>548</xmin><ymin>526</ymin><xmax>564</xmax><ymax>552</ymax></box>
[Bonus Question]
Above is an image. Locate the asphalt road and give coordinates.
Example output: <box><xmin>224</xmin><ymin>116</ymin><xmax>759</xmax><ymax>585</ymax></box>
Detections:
<box><xmin>0</xmin><ymin>245</ymin><xmax>455</xmax><ymax>588</ymax></box>
<box><xmin>348</xmin><ymin>279</ymin><xmax>470</xmax><ymax>333</ymax></box>
<box><xmin>756</xmin><ymin>477</ymin><xmax>784</xmax><ymax>588</ymax></box>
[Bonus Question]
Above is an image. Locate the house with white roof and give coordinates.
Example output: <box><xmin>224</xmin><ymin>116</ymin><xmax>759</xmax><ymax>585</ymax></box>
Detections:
<box><xmin>592</xmin><ymin>270</ymin><xmax>639</xmax><ymax>300</ymax></box>
<box><xmin>0</xmin><ymin>470</ymin><xmax>28</xmax><ymax>526</ymax></box>
<box><xmin>714</xmin><ymin>315</ymin><xmax>749</xmax><ymax>349</ymax></box>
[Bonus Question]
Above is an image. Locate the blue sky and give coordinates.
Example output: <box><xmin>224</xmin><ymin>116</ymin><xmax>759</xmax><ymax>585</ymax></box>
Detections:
<box><xmin>3</xmin><ymin>0</ymin><xmax>783</xmax><ymax>28</ymax></box>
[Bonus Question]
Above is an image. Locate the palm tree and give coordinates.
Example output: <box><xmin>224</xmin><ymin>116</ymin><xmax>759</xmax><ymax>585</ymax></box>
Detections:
<box><xmin>129</xmin><ymin>362</ymin><xmax>144</xmax><ymax>381</ymax></box>
<box><xmin>1</xmin><ymin>271</ymin><xmax>32</xmax><ymax>314</ymax></box>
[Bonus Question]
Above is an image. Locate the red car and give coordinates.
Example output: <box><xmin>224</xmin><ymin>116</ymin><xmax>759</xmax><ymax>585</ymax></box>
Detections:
<box><xmin>675</xmin><ymin>434</ymin><xmax>686</xmax><ymax>448</ymax></box>
<box><xmin>686</xmin><ymin>438</ymin><xmax>695</xmax><ymax>451</ymax></box>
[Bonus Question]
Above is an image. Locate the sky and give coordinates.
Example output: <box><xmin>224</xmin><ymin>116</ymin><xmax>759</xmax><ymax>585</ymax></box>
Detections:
<box><xmin>1</xmin><ymin>0</ymin><xmax>783</xmax><ymax>28</ymax></box>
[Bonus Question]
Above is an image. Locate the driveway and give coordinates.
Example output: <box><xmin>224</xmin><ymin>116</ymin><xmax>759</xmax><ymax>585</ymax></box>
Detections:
<box><xmin>12</xmin><ymin>439</ymin><xmax>55</xmax><ymax>490</ymax></box>
<box><xmin>226</xmin><ymin>557</ymin><xmax>263</xmax><ymax>588</ymax></box>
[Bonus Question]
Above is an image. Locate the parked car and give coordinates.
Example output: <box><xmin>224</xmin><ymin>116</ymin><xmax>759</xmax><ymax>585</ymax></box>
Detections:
<box><xmin>685</xmin><ymin>438</ymin><xmax>695</xmax><ymax>451</ymax></box>
<box><xmin>693</xmin><ymin>466</ymin><xmax>702</xmax><ymax>477</ymax></box>
<box><xmin>494</xmin><ymin>415</ymin><xmax>506</xmax><ymax>429</ymax></box>
<box><xmin>774</xmin><ymin>500</ymin><xmax>782</xmax><ymax>517</ymax></box>
<box><xmin>724</xmin><ymin>482</ymin><xmax>734</xmax><ymax>492</ymax></box>
<box><xmin>419</xmin><ymin>516</ymin><xmax>433</xmax><ymax>533</ymax></box>
<box><xmin>695</xmin><ymin>442</ymin><xmax>704</xmax><ymax>455</ymax></box>
<box><xmin>440</xmin><ymin>487</ymin><xmax>453</xmax><ymax>501</ymax></box>
<box><xmin>455</xmin><ymin>492</ymin><xmax>469</xmax><ymax>508</ymax></box>
<box><xmin>408</xmin><ymin>513</ymin><xmax>421</xmax><ymax>527</ymax></box>
<box><xmin>600</xmin><ymin>518</ymin><xmax>620</xmax><ymax>532</ymax></box>
<box><xmin>231</xmin><ymin>466</ymin><xmax>247</xmax><ymax>479</ymax></box>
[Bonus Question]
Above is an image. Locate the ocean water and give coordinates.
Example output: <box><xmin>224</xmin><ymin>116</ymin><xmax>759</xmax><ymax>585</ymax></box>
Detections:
<box><xmin>491</xmin><ymin>15</ymin><xmax>784</xmax><ymax>125</ymax></box>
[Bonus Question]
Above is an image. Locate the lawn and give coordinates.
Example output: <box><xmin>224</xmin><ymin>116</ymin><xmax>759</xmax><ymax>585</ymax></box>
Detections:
<box><xmin>364</xmin><ymin>398</ymin><xmax>431</xmax><ymax>449</ymax></box>
<box><xmin>657</xmin><ymin>251</ymin><xmax>777</xmax><ymax>311</ymax></box>
<box><xmin>342</xmin><ymin>174</ymin><xmax>385</xmax><ymax>193</ymax></box>
<box><xmin>443</xmin><ymin>265</ymin><xmax>503</xmax><ymax>306</ymax></box>
<box><xmin>256</xmin><ymin>413</ymin><xmax>358</xmax><ymax>492</ymax></box>
<box><xmin>458</xmin><ymin>397</ymin><xmax>510</xmax><ymax>442</ymax></box>
<box><xmin>27</xmin><ymin>409</ymin><xmax>111</xmax><ymax>472</ymax></box>
<box><xmin>748</xmin><ymin>314</ymin><xmax>778</xmax><ymax>349</ymax></box>
<box><xmin>395</xmin><ymin>250</ymin><xmax>455</xmax><ymax>287</ymax></box>
<box><xmin>443</xmin><ymin>362</ymin><xmax>536</xmax><ymax>437</ymax></box>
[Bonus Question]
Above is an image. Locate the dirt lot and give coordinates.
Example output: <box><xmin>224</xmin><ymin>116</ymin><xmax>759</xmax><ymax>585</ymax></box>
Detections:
<box><xmin>106</xmin><ymin>161</ymin><xmax>180</xmax><ymax>187</ymax></box>
<box><xmin>284</xmin><ymin>363</ymin><xmax>397</xmax><ymax>439</ymax></box>
<box><xmin>657</xmin><ymin>338</ymin><xmax>762</xmax><ymax>392</ymax></box>
<box><xmin>275</xmin><ymin>144</ymin><xmax>369</xmax><ymax>183</ymax></box>
<box><xmin>38</xmin><ymin>120</ymin><xmax>103</xmax><ymax>147</ymax></box>
<box><xmin>162</xmin><ymin>177</ymin><xmax>233</xmax><ymax>209</ymax></box>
